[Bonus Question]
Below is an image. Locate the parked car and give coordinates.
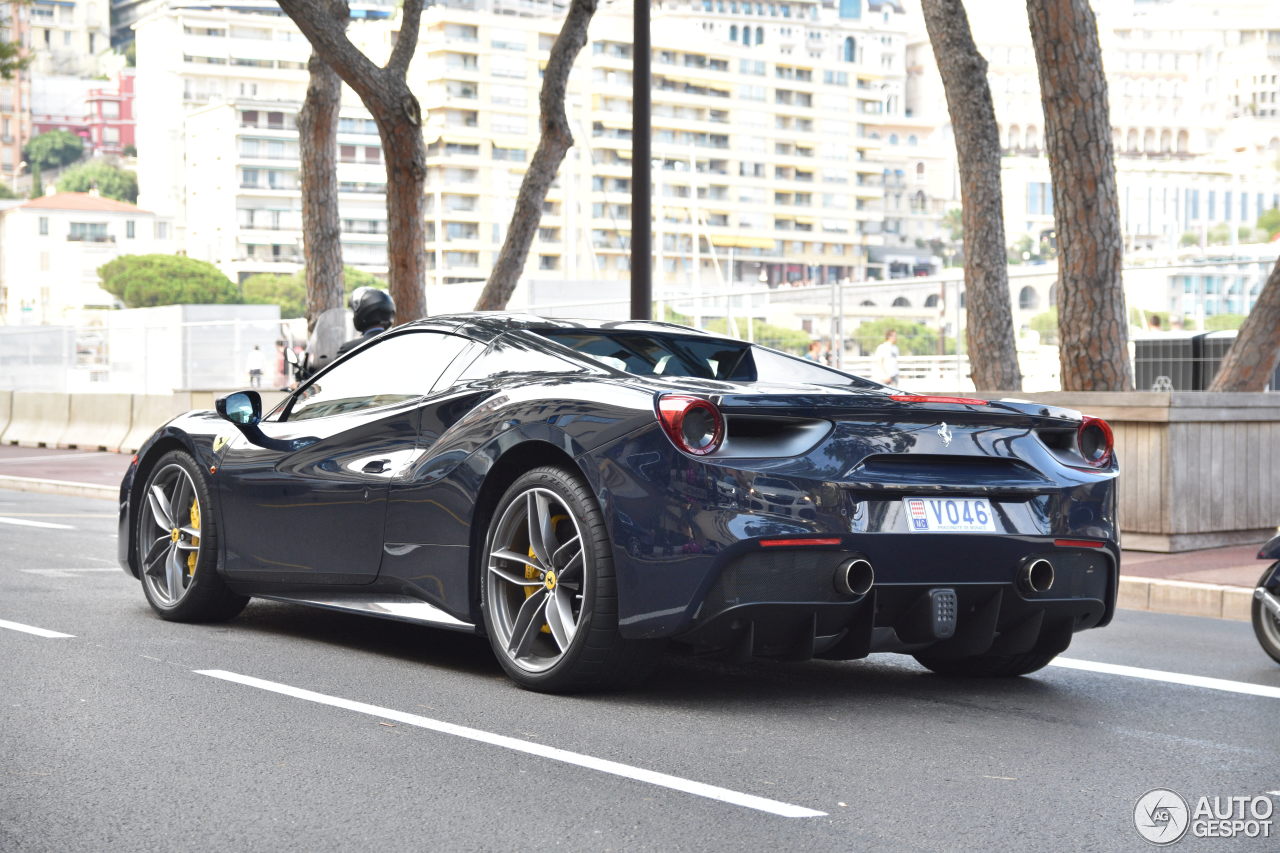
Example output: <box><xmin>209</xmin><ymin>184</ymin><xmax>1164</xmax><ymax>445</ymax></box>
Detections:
<box><xmin>118</xmin><ymin>314</ymin><xmax>1120</xmax><ymax>692</ymax></box>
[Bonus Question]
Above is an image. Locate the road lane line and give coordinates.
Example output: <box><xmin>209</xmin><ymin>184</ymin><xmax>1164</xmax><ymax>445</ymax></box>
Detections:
<box><xmin>21</xmin><ymin>568</ymin><xmax>120</xmax><ymax>577</ymax></box>
<box><xmin>196</xmin><ymin>669</ymin><xmax>827</xmax><ymax>819</ymax></box>
<box><xmin>0</xmin><ymin>516</ymin><xmax>75</xmax><ymax>530</ymax></box>
<box><xmin>1052</xmin><ymin>657</ymin><xmax>1280</xmax><ymax>699</ymax></box>
<box><xmin>0</xmin><ymin>619</ymin><xmax>75</xmax><ymax>638</ymax></box>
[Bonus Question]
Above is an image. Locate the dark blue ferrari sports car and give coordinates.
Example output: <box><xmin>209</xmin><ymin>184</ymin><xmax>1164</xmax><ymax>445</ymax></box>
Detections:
<box><xmin>118</xmin><ymin>313</ymin><xmax>1119</xmax><ymax>692</ymax></box>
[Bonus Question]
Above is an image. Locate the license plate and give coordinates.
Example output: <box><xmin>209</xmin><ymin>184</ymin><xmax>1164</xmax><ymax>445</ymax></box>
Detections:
<box><xmin>904</xmin><ymin>497</ymin><xmax>997</xmax><ymax>533</ymax></box>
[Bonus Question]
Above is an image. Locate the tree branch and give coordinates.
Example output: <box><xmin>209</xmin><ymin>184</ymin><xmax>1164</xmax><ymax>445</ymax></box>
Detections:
<box><xmin>277</xmin><ymin>0</ymin><xmax>382</xmax><ymax>98</ymax></box>
<box><xmin>386</xmin><ymin>0</ymin><xmax>425</xmax><ymax>76</ymax></box>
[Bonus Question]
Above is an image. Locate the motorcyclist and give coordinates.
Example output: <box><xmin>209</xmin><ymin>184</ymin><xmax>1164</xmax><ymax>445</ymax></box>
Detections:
<box><xmin>336</xmin><ymin>287</ymin><xmax>396</xmax><ymax>356</ymax></box>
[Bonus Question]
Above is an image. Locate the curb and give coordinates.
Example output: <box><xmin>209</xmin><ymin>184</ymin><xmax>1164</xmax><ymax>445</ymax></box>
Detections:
<box><xmin>0</xmin><ymin>474</ymin><xmax>117</xmax><ymax>502</ymax></box>
<box><xmin>1118</xmin><ymin>576</ymin><xmax>1253</xmax><ymax>622</ymax></box>
<box><xmin>0</xmin><ymin>475</ymin><xmax>1257</xmax><ymax>622</ymax></box>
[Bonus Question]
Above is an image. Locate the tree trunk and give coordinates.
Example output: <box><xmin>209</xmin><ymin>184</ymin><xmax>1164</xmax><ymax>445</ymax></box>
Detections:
<box><xmin>921</xmin><ymin>0</ymin><xmax>1021</xmax><ymax>392</ymax></box>
<box><xmin>373</xmin><ymin>79</ymin><xmax>427</xmax><ymax>323</ymax></box>
<box><xmin>1027</xmin><ymin>0</ymin><xmax>1132</xmax><ymax>391</ymax></box>
<box><xmin>296</xmin><ymin>3</ymin><xmax>346</xmax><ymax>340</ymax></box>
<box><xmin>277</xmin><ymin>0</ymin><xmax>427</xmax><ymax>323</ymax></box>
<box><xmin>1208</xmin><ymin>256</ymin><xmax>1280</xmax><ymax>391</ymax></box>
<box><xmin>475</xmin><ymin>0</ymin><xmax>599</xmax><ymax>311</ymax></box>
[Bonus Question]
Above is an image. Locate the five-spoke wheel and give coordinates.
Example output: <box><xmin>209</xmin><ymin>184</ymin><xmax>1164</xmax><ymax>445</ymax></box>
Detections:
<box><xmin>135</xmin><ymin>450</ymin><xmax>247</xmax><ymax>622</ymax></box>
<box><xmin>486</xmin><ymin>486</ymin><xmax>588</xmax><ymax>673</ymax></box>
<box><xmin>480</xmin><ymin>466</ymin><xmax>661</xmax><ymax>692</ymax></box>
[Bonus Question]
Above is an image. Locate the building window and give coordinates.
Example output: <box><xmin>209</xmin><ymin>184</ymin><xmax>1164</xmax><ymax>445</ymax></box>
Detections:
<box><xmin>126</xmin><ymin>220</ymin><xmax>135</xmax><ymax>239</ymax></box>
<box><xmin>155</xmin><ymin>222</ymin><xmax>169</xmax><ymax>239</ymax></box>
<box><xmin>39</xmin><ymin>217</ymin><xmax>48</xmax><ymax>236</ymax></box>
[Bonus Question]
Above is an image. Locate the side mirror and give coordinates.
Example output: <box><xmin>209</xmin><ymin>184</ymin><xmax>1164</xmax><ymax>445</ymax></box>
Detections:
<box><xmin>216</xmin><ymin>391</ymin><xmax>262</xmax><ymax>426</ymax></box>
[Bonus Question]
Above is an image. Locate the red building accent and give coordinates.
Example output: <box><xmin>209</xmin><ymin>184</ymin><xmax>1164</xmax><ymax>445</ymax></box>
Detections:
<box><xmin>85</xmin><ymin>70</ymin><xmax>135</xmax><ymax>155</ymax></box>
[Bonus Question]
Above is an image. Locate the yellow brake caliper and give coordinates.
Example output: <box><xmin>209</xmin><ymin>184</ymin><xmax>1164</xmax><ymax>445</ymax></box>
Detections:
<box><xmin>523</xmin><ymin>514</ymin><xmax>567</xmax><ymax>634</ymax></box>
<box><xmin>186</xmin><ymin>498</ymin><xmax>201</xmax><ymax>576</ymax></box>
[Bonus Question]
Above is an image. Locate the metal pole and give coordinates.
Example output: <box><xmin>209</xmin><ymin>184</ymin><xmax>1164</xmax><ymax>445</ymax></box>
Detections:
<box><xmin>630</xmin><ymin>0</ymin><xmax>652</xmax><ymax>320</ymax></box>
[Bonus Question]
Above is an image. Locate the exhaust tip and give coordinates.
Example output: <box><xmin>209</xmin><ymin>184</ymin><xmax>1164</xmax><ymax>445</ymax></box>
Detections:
<box><xmin>835</xmin><ymin>558</ymin><xmax>875</xmax><ymax>598</ymax></box>
<box><xmin>1021</xmin><ymin>558</ymin><xmax>1055</xmax><ymax>594</ymax></box>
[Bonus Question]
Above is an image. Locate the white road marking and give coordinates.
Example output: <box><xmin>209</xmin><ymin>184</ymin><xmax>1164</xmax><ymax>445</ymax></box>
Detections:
<box><xmin>0</xmin><ymin>516</ymin><xmax>75</xmax><ymax>530</ymax></box>
<box><xmin>0</xmin><ymin>453</ymin><xmax>107</xmax><ymax>465</ymax></box>
<box><xmin>197</xmin><ymin>669</ymin><xmax>827</xmax><ymax>819</ymax></box>
<box><xmin>0</xmin><ymin>618</ymin><xmax>75</xmax><ymax>638</ymax></box>
<box><xmin>1052</xmin><ymin>657</ymin><xmax>1280</xmax><ymax>700</ymax></box>
<box><xmin>21</xmin><ymin>568</ymin><xmax>119</xmax><ymax>577</ymax></box>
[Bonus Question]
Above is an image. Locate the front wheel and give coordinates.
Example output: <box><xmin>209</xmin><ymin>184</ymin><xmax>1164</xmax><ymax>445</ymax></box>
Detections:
<box><xmin>135</xmin><ymin>450</ymin><xmax>247</xmax><ymax>622</ymax></box>
<box><xmin>480</xmin><ymin>466</ymin><xmax>661</xmax><ymax>693</ymax></box>
<box><xmin>1251</xmin><ymin>563</ymin><xmax>1280</xmax><ymax>665</ymax></box>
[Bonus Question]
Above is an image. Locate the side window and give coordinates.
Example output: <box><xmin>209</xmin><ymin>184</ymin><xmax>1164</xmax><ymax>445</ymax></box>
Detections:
<box><xmin>457</xmin><ymin>333</ymin><xmax>590</xmax><ymax>382</ymax></box>
<box><xmin>288</xmin><ymin>331</ymin><xmax>470</xmax><ymax>421</ymax></box>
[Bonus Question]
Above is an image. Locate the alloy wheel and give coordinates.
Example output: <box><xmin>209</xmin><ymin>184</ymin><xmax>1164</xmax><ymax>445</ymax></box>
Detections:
<box><xmin>486</xmin><ymin>487</ymin><xmax>588</xmax><ymax>673</ymax></box>
<box><xmin>140</xmin><ymin>462</ymin><xmax>203</xmax><ymax>608</ymax></box>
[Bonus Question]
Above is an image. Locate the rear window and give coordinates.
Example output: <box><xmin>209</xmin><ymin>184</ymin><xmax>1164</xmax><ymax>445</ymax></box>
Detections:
<box><xmin>538</xmin><ymin>330</ymin><xmax>875</xmax><ymax>387</ymax></box>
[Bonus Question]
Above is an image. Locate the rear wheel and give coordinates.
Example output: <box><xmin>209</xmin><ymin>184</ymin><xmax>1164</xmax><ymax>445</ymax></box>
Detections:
<box><xmin>912</xmin><ymin>646</ymin><xmax>1063</xmax><ymax>677</ymax></box>
<box><xmin>1251</xmin><ymin>563</ymin><xmax>1280</xmax><ymax>665</ymax></box>
<box><xmin>136</xmin><ymin>450</ymin><xmax>247</xmax><ymax>622</ymax></box>
<box><xmin>480</xmin><ymin>466</ymin><xmax>661</xmax><ymax>693</ymax></box>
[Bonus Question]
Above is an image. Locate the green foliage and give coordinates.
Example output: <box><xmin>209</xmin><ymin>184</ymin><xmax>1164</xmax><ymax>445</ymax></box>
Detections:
<box><xmin>942</xmin><ymin>208</ymin><xmax>963</xmax><ymax>241</ymax></box>
<box><xmin>98</xmin><ymin>255</ymin><xmax>240</xmax><ymax>308</ymax></box>
<box><xmin>1007</xmin><ymin>235</ymin><xmax>1034</xmax><ymax>264</ymax></box>
<box><xmin>1180</xmin><ymin>230</ymin><xmax>1200</xmax><ymax>247</ymax></box>
<box><xmin>660</xmin><ymin>306</ymin><xmax>811</xmax><ymax>354</ymax></box>
<box><xmin>1206</xmin><ymin>223</ymin><xmax>1232</xmax><ymax>246</ymax></box>
<box><xmin>124</xmin><ymin>39</ymin><xmax>136</xmax><ymax>67</ymax></box>
<box><xmin>56</xmin><ymin>161</ymin><xmax>138</xmax><ymax>203</ymax></box>
<box><xmin>241</xmin><ymin>266</ymin><xmax>385</xmax><ymax>318</ymax></box>
<box><xmin>23</xmin><ymin>129</ymin><xmax>84</xmax><ymax>171</ymax></box>
<box><xmin>1258</xmin><ymin>208</ymin><xmax>1280</xmax><ymax>240</ymax></box>
<box><xmin>1029</xmin><ymin>308</ymin><xmax>1059</xmax><ymax>345</ymax></box>
<box><xmin>1204</xmin><ymin>314</ymin><xmax>1247</xmax><ymax>331</ymax></box>
<box><xmin>850</xmin><ymin>318</ymin><xmax>954</xmax><ymax>357</ymax></box>
<box><xmin>0</xmin><ymin>181</ymin><xmax>14</xmax><ymax>199</ymax></box>
<box><xmin>122</xmin><ymin>144</ymin><xmax>137</xmax><ymax>157</ymax></box>
<box><xmin>30</xmin><ymin>162</ymin><xmax>42</xmax><ymax>198</ymax></box>
<box><xmin>0</xmin><ymin>40</ymin><xmax>29</xmax><ymax>81</ymax></box>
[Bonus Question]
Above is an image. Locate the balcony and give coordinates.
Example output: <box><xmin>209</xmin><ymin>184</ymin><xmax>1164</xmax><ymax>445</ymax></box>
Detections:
<box><xmin>67</xmin><ymin>234</ymin><xmax>115</xmax><ymax>243</ymax></box>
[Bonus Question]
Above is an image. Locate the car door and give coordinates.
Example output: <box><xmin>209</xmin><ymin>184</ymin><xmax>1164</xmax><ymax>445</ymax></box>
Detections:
<box><xmin>216</xmin><ymin>329</ymin><xmax>473</xmax><ymax>585</ymax></box>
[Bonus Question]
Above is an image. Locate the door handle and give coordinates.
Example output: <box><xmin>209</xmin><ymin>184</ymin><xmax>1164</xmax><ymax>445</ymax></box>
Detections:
<box><xmin>362</xmin><ymin>459</ymin><xmax>390</xmax><ymax>474</ymax></box>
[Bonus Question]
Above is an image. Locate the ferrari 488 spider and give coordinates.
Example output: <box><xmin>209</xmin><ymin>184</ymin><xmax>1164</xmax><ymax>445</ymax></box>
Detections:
<box><xmin>119</xmin><ymin>314</ymin><xmax>1119</xmax><ymax>692</ymax></box>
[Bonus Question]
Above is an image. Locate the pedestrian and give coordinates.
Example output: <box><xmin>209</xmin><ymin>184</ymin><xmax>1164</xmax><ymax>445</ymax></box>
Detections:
<box><xmin>245</xmin><ymin>345</ymin><xmax>264</xmax><ymax>388</ymax></box>
<box><xmin>873</xmin><ymin>329</ymin><xmax>900</xmax><ymax>386</ymax></box>
<box><xmin>804</xmin><ymin>340</ymin><xmax>822</xmax><ymax>362</ymax></box>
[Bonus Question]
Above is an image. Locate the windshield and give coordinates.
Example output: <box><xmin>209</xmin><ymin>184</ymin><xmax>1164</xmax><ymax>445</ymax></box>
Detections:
<box><xmin>537</xmin><ymin>330</ymin><xmax>876</xmax><ymax>387</ymax></box>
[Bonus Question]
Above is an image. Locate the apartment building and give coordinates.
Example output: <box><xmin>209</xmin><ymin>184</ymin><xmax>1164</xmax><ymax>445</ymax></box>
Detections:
<box><xmin>134</xmin><ymin>0</ymin><xmax>912</xmax><ymax>289</ymax></box>
<box><xmin>905</xmin><ymin>0</ymin><xmax>1280</xmax><ymax>252</ymax></box>
<box><xmin>0</xmin><ymin>2</ymin><xmax>31</xmax><ymax>190</ymax></box>
<box><xmin>0</xmin><ymin>191</ymin><xmax>173</xmax><ymax>324</ymax></box>
<box><xmin>27</xmin><ymin>0</ymin><xmax>110</xmax><ymax>75</ymax></box>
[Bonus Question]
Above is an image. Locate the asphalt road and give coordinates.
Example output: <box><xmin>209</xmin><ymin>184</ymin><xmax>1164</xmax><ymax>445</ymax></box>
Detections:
<box><xmin>3</xmin><ymin>490</ymin><xmax>1279</xmax><ymax>852</ymax></box>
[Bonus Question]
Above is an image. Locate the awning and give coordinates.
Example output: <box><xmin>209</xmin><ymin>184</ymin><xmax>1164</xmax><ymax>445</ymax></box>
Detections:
<box><xmin>709</xmin><ymin>234</ymin><xmax>775</xmax><ymax>250</ymax></box>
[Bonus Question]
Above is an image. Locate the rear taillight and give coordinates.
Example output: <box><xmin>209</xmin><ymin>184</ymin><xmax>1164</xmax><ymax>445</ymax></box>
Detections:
<box><xmin>889</xmin><ymin>394</ymin><xmax>988</xmax><ymax>405</ymax></box>
<box><xmin>657</xmin><ymin>395</ymin><xmax>724</xmax><ymax>456</ymax></box>
<box><xmin>1076</xmin><ymin>416</ymin><xmax>1114</xmax><ymax>468</ymax></box>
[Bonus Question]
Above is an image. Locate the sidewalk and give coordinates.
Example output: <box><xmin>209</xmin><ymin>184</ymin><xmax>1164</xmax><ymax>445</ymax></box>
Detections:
<box><xmin>0</xmin><ymin>444</ymin><xmax>1270</xmax><ymax>621</ymax></box>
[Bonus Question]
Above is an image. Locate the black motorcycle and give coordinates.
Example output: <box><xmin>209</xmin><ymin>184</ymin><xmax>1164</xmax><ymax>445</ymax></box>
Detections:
<box><xmin>1253</xmin><ymin>531</ymin><xmax>1280</xmax><ymax>664</ymax></box>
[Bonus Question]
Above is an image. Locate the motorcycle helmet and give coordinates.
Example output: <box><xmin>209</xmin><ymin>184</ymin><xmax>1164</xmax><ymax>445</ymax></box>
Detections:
<box><xmin>350</xmin><ymin>286</ymin><xmax>396</xmax><ymax>333</ymax></box>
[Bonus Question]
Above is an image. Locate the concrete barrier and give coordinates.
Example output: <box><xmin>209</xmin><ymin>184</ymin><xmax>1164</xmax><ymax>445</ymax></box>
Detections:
<box><xmin>58</xmin><ymin>393</ymin><xmax>134</xmax><ymax>452</ymax></box>
<box><xmin>1</xmin><ymin>392</ymin><xmax>71</xmax><ymax>448</ymax></box>
<box><xmin>0</xmin><ymin>390</ymin><xmax>11</xmax><ymax>441</ymax></box>
<box><xmin>120</xmin><ymin>394</ymin><xmax>189</xmax><ymax>453</ymax></box>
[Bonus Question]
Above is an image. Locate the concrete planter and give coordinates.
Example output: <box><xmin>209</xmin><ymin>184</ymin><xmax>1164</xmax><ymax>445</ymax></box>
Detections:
<box><xmin>1000</xmin><ymin>392</ymin><xmax>1280</xmax><ymax>553</ymax></box>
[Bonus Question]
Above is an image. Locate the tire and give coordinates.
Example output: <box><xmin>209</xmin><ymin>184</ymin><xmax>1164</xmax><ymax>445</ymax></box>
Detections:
<box><xmin>912</xmin><ymin>646</ymin><xmax>1063</xmax><ymax>678</ymax></box>
<box><xmin>1251</xmin><ymin>563</ymin><xmax>1280</xmax><ymax>666</ymax></box>
<box><xmin>479</xmin><ymin>465</ymin><xmax>661</xmax><ymax>693</ymax></box>
<box><xmin>135</xmin><ymin>450</ymin><xmax>248</xmax><ymax>622</ymax></box>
